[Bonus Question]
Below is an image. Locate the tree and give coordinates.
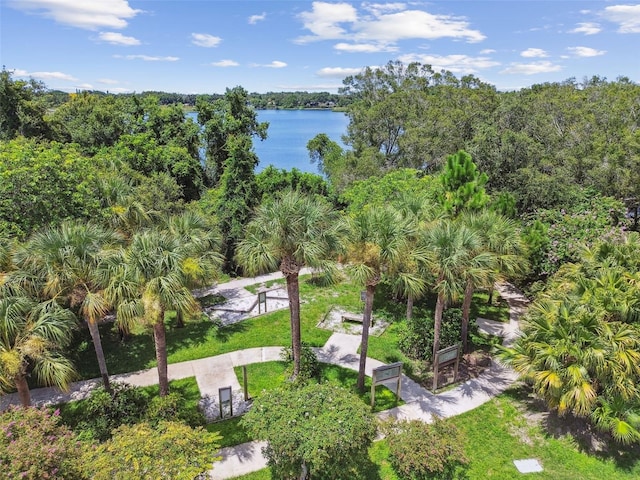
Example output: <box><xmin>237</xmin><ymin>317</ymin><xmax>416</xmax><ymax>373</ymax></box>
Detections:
<box><xmin>84</xmin><ymin>421</ymin><xmax>220</xmax><ymax>480</ymax></box>
<box><xmin>236</xmin><ymin>190</ymin><xmax>344</xmax><ymax>378</ymax></box>
<box><xmin>458</xmin><ymin>210</ymin><xmax>525</xmax><ymax>352</ymax></box>
<box><xmin>439</xmin><ymin>150</ymin><xmax>489</xmax><ymax>216</ymax></box>
<box><xmin>107</xmin><ymin>229</ymin><xmax>202</xmax><ymax>396</ymax></box>
<box><xmin>0</xmin><ymin>67</ymin><xmax>51</xmax><ymax>140</ymax></box>
<box><xmin>12</xmin><ymin>222</ymin><xmax>123</xmax><ymax>391</ymax></box>
<box><xmin>346</xmin><ymin>206</ymin><xmax>420</xmax><ymax>391</ymax></box>
<box><xmin>196</xmin><ymin>86</ymin><xmax>268</xmax><ymax>185</ymax></box>
<box><xmin>0</xmin><ymin>295</ymin><xmax>76</xmax><ymax>406</ymax></box>
<box><xmin>0</xmin><ymin>406</ymin><xmax>85</xmax><ymax>479</ymax></box>
<box><xmin>422</xmin><ymin>219</ymin><xmax>480</xmax><ymax>362</ymax></box>
<box><xmin>241</xmin><ymin>383</ymin><xmax>376</xmax><ymax>479</ymax></box>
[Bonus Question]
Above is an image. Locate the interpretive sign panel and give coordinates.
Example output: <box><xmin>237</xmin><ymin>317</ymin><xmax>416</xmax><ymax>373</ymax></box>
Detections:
<box><xmin>433</xmin><ymin>344</ymin><xmax>461</xmax><ymax>391</ymax></box>
<box><xmin>360</xmin><ymin>290</ymin><xmax>367</xmax><ymax>302</ymax></box>
<box><xmin>258</xmin><ymin>291</ymin><xmax>267</xmax><ymax>313</ymax></box>
<box><xmin>371</xmin><ymin>362</ymin><xmax>403</xmax><ymax>408</ymax></box>
<box><xmin>219</xmin><ymin>386</ymin><xmax>233</xmax><ymax>419</ymax></box>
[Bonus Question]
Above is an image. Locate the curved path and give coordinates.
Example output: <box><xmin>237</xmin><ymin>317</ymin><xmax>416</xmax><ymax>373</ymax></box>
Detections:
<box><xmin>0</xmin><ymin>276</ymin><xmax>528</xmax><ymax>480</ymax></box>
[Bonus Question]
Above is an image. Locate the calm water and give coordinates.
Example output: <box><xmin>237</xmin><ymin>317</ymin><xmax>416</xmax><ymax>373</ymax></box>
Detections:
<box><xmin>188</xmin><ymin>110</ymin><xmax>349</xmax><ymax>173</ymax></box>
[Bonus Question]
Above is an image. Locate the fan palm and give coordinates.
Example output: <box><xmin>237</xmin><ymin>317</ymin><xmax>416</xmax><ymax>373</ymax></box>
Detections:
<box><xmin>107</xmin><ymin>229</ymin><xmax>202</xmax><ymax>396</ymax></box>
<box><xmin>236</xmin><ymin>190</ymin><xmax>344</xmax><ymax>378</ymax></box>
<box><xmin>10</xmin><ymin>222</ymin><xmax>122</xmax><ymax>391</ymax></box>
<box><xmin>0</xmin><ymin>293</ymin><xmax>76</xmax><ymax>406</ymax></box>
<box><xmin>346</xmin><ymin>206</ymin><xmax>423</xmax><ymax>391</ymax></box>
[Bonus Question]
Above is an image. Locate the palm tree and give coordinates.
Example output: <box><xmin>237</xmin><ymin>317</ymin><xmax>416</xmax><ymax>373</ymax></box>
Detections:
<box><xmin>236</xmin><ymin>190</ymin><xmax>344</xmax><ymax>378</ymax></box>
<box><xmin>11</xmin><ymin>222</ymin><xmax>122</xmax><ymax>392</ymax></box>
<box><xmin>107</xmin><ymin>229</ymin><xmax>202</xmax><ymax>396</ymax></box>
<box><xmin>422</xmin><ymin>219</ymin><xmax>480</xmax><ymax>362</ymax></box>
<box><xmin>346</xmin><ymin>206</ymin><xmax>422</xmax><ymax>391</ymax></box>
<box><xmin>458</xmin><ymin>210</ymin><xmax>525</xmax><ymax>352</ymax></box>
<box><xmin>0</xmin><ymin>293</ymin><xmax>77</xmax><ymax>406</ymax></box>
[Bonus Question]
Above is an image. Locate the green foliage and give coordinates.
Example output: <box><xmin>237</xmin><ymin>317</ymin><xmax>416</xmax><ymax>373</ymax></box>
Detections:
<box><xmin>383</xmin><ymin>417</ymin><xmax>469</xmax><ymax>480</ymax></box>
<box><xmin>0</xmin><ymin>138</ymin><xmax>105</xmax><ymax>237</ymax></box>
<box><xmin>256</xmin><ymin>165</ymin><xmax>329</xmax><ymax>203</ymax></box>
<box><xmin>241</xmin><ymin>382</ymin><xmax>376</xmax><ymax>479</ymax></box>
<box><xmin>523</xmin><ymin>194</ymin><xmax>628</xmax><ymax>277</ymax></box>
<box><xmin>0</xmin><ymin>68</ymin><xmax>51</xmax><ymax>141</ymax></box>
<box><xmin>77</xmin><ymin>382</ymin><xmax>149</xmax><ymax>441</ymax></box>
<box><xmin>145</xmin><ymin>391</ymin><xmax>206</xmax><ymax>427</ymax></box>
<box><xmin>280</xmin><ymin>343</ymin><xmax>321</xmax><ymax>382</ymax></box>
<box><xmin>439</xmin><ymin>150</ymin><xmax>489</xmax><ymax>216</ymax></box>
<box><xmin>83</xmin><ymin>420</ymin><xmax>220</xmax><ymax>480</ymax></box>
<box><xmin>0</xmin><ymin>406</ymin><xmax>86</xmax><ymax>480</ymax></box>
<box><xmin>398</xmin><ymin>309</ymin><xmax>462</xmax><ymax>361</ymax></box>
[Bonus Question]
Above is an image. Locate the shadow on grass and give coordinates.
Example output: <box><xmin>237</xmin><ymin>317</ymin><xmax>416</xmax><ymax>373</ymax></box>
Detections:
<box><xmin>503</xmin><ymin>385</ymin><xmax>640</xmax><ymax>471</ymax></box>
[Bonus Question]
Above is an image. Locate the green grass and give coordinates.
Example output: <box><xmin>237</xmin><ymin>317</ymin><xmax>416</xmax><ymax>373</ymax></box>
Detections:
<box><xmin>230</xmin><ymin>386</ymin><xmax>640</xmax><ymax>480</ymax></box>
<box><xmin>207</xmin><ymin>416</ymin><xmax>253</xmax><ymax>448</ymax></box>
<box><xmin>471</xmin><ymin>290</ymin><xmax>510</xmax><ymax>322</ymax></box>
<box><xmin>243</xmin><ymin>277</ymin><xmax>286</xmax><ymax>294</ymax></box>
<box><xmin>233</xmin><ymin>361</ymin><xmax>404</xmax><ymax>413</ymax></box>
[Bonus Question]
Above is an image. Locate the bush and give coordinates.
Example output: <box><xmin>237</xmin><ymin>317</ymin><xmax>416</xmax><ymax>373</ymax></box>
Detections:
<box><xmin>398</xmin><ymin>309</ymin><xmax>462</xmax><ymax>362</ymax></box>
<box><xmin>83</xmin><ymin>421</ymin><xmax>220</xmax><ymax>480</ymax></box>
<box><xmin>383</xmin><ymin>417</ymin><xmax>468</xmax><ymax>480</ymax></box>
<box><xmin>0</xmin><ymin>406</ymin><xmax>87</xmax><ymax>479</ymax></box>
<box><xmin>78</xmin><ymin>381</ymin><xmax>149</xmax><ymax>441</ymax></box>
<box><xmin>280</xmin><ymin>343</ymin><xmax>321</xmax><ymax>382</ymax></box>
<box><xmin>145</xmin><ymin>392</ymin><xmax>206</xmax><ymax>427</ymax></box>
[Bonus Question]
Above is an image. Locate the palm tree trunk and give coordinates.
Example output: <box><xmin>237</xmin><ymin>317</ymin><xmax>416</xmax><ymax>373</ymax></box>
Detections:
<box><xmin>406</xmin><ymin>293</ymin><xmax>414</xmax><ymax>321</ymax></box>
<box><xmin>357</xmin><ymin>283</ymin><xmax>376</xmax><ymax>392</ymax></box>
<box><xmin>461</xmin><ymin>279</ymin><xmax>474</xmax><ymax>353</ymax></box>
<box><xmin>285</xmin><ymin>272</ymin><xmax>302</xmax><ymax>378</ymax></box>
<box><xmin>153</xmin><ymin>317</ymin><xmax>169</xmax><ymax>396</ymax></box>
<box><xmin>175</xmin><ymin>309</ymin><xmax>185</xmax><ymax>328</ymax></box>
<box><xmin>432</xmin><ymin>292</ymin><xmax>445</xmax><ymax>363</ymax></box>
<box><xmin>87</xmin><ymin>318</ymin><xmax>111</xmax><ymax>393</ymax></box>
<box><xmin>14</xmin><ymin>373</ymin><xmax>31</xmax><ymax>407</ymax></box>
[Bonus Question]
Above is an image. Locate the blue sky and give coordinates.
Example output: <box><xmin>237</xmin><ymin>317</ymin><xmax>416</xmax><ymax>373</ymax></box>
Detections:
<box><xmin>1</xmin><ymin>1</ymin><xmax>639</xmax><ymax>94</ymax></box>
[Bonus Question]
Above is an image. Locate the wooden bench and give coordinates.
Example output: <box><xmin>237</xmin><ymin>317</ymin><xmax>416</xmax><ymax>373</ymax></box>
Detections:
<box><xmin>341</xmin><ymin>313</ymin><xmax>373</xmax><ymax>326</ymax></box>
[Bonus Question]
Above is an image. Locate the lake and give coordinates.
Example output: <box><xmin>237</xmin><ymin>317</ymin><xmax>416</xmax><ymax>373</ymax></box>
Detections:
<box><xmin>188</xmin><ymin>110</ymin><xmax>349</xmax><ymax>173</ymax></box>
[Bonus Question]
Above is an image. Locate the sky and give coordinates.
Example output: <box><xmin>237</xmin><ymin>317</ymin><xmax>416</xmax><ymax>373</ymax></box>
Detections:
<box><xmin>1</xmin><ymin>1</ymin><xmax>639</xmax><ymax>94</ymax></box>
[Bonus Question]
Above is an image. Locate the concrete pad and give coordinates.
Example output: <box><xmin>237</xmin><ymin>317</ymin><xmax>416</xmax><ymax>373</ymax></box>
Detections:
<box><xmin>209</xmin><ymin>441</ymin><xmax>268</xmax><ymax>480</ymax></box>
<box><xmin>514</xmin><ymin>459</ymin><xmax>543</xmax><ymax>473</ymax></box>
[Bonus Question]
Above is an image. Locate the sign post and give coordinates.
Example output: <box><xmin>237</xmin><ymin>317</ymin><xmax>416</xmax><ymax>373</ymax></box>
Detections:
<box><xmin>371</xmin><ymin>362</ymin><xmax>403</xmax><ymax>408</ymax></box>
<box><xmin>432</xmin><ymin>344</ymin><xmax>461</xmax><ymax>391</ymax></box>
<box><xmin>242</xmin><ymin>365</ymin><xmax>249</xmax><ymax>401</ymax></box>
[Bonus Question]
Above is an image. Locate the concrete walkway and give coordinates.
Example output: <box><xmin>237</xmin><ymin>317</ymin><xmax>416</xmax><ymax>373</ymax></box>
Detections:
<box><xmin>0</xmin><ymin>275</ymin><xmax>528</xmax><ymax>480</ymax></box>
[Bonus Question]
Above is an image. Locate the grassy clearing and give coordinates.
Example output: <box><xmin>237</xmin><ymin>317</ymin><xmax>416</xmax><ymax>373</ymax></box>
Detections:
<box><xmin>230</xmin><ymin>386</ymin><xmax>640</xmax><ymax>480</ymax></box>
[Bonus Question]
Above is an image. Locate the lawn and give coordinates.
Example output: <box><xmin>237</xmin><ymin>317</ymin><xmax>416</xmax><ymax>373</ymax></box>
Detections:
<box><xmin>229</xmin><ymin>386</ymin><xmax>640</xmax><ymax>480</ymax></box>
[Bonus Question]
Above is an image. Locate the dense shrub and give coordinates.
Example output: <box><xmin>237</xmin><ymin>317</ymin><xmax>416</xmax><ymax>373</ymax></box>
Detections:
<box><xmin>145</xmin><ymin>392</ymin><xmax>205</xmax><ymax>427</ymax></box>
<box><xmin>281</xmin><ymin>343</ymin><xmax>321</xmax><ymax>382</ymax></box>
<box><xmin>398</xmin><ymin>309</ymin><xmax>462</xmax><ymax>361</ymax></box>
<box><xmin>0</xmin><ymin>406</ymin><xmax>87</xmax><ymax>479</ymax></box>
<box><xmin>77</xmin><ymin>382</ymin><xmax>149</xmax><ymax>441</ymax></box>
<box><xmin>383</xmin><ymin>417</ymin><xmax>468</xmax><ymax>480</ymax></box>
<box><xmin>83</xmin><ymin>421</ymin><xmax>220</xmax><ymax>480</ymax></box>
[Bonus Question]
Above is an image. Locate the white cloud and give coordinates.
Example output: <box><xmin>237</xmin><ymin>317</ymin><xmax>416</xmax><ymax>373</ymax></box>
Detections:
<box><xmin>75</xmin><ymin>83</ymin><xmax>93</xmax><ymax>90</ymax></box>
<box><xmin>13</xmin><ymin>69</ymin><xmax>77</xmax><ymax>81</ymax></box>
<box><xmin>114</xmin><ymin>54</ymin><xmax>179</xmax><ymax>61</ymax></box>
<box><xmin>248</xmin><ymin>12</ymin><xmax>266</xmax><ymax>24</ymax></box>
<box><xmin>9</xmin><ymin>0</ymin><xmax>141</xmax><ymax>30</ymax></box>
<box><xmin>567</xmin><ymin>46</ymin><xmax>606</xmax><ymax>57</ymax></box>
<box><xmin>261</xmin><ymin>61</ymin><xmax>287</xmax><ymax>68</ymax></box>
<box><xmin>297</xmin><ymin>2</ymin><xmax>358</xmax><ymax>42</ymax></box>
<box><xmin>500</xmin><ymin>61</ymin><xmax>562</xmax><ymax>75</ymax></box>
<box><xmin>480</xmin><ymin>49</ymin><xmax>496</xmax><ymax>54</ymax></box>
<box><xmin>397</xmin><ymin>53</ymin><xmax>499</xmax><ymax>73</ymax></box>
<box><xmin>601</xmin><ymin>4</ymin><xmax>640</xmax><ymax>33</ymax></box>
<box><xmin>521</xmin><ymin>48</ymin><xmax>548</xmax><ymax>58</ymax></box>
<box><xmin>334</xmin><ymin>42</ymin><xmax>397</xmax><ymax>53</ymax></box>
<box><xmin>316</xmin><ymin>66</ymin><xmax>364</xmax><ymax>77</ymax></box>
<box><xmin>98</xmin><ymin>78</ymin><xmax>120</xmax><ymax>85</ymax></box>
<box><xmin>98</xmin><ymin>31</ymin><xmax>140</xmax><ymax>46</ymax></box>
<box><xmin>109</xmin><ymin>87</ymin><xmax>133</xmax><ymax>93</ymax></box>
<box><xmin>569</xmin><ymin>22</ymin><xmax>602</xmax><ymax>35</ymax></box>
<box><xmin>191</xmin><ymin>33</ymin><xmax>222</xmax><ymax>47</ymax></box>
<box><xmin>211</xmin><ymin>60</ymin><xmax>239</xmax><ymax>67</ymax></box>
<box><xmin>297</xmin><ymin>2</ymin><xmax>485</xmax><ymax>45</ymax></box>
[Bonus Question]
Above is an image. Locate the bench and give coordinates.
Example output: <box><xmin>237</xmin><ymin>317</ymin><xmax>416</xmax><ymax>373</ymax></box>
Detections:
<box><xmin>341</xmin><ymin>313</ymin><xmax>373</xmax><ymax>326</ymax></box>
